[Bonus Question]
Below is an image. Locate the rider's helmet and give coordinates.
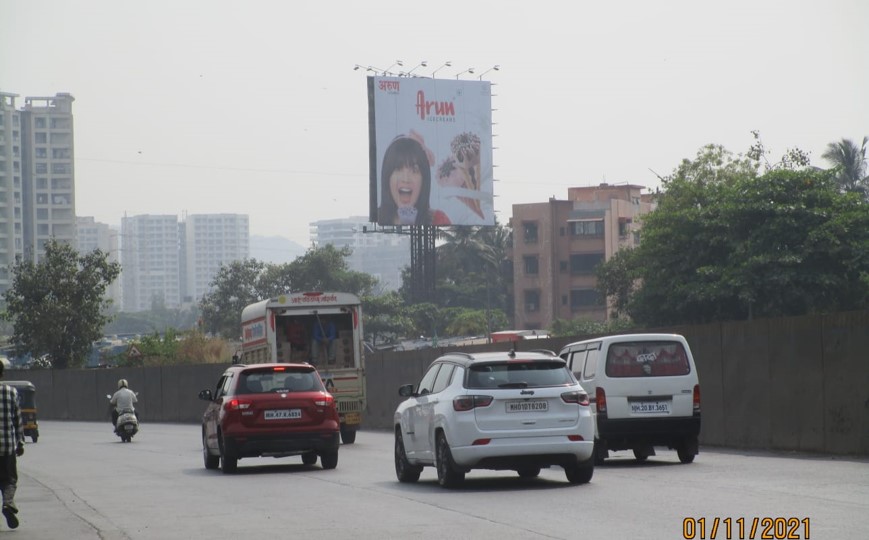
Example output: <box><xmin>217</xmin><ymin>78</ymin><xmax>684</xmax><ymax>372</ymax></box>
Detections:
<box><xmin>118</xmin><ymin>379</ymin><xmax>128</xmax><ymax>389</ymax></box>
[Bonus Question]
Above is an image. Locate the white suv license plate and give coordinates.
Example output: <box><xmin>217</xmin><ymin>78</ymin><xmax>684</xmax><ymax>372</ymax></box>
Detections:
<box><xmin>506</xmin><ymin>400</ymin><xmax>548</xmax><ymax>413</ymax></box>
<box><xmin>264</xmin><ymin>409</ymin><xmax>302</xmax><ymax>420</ymax></box>
<box><xmin>630</xmin><ymin>401</ymin><xmax>671</xmax><ymax>414</ymax></box>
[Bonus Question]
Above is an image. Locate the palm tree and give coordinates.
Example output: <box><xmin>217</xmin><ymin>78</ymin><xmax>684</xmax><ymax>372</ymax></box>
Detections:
<box><xmin>821</xmin><ymin>136</ymin><xmax>869</xmax><ymax>195</ymax></box>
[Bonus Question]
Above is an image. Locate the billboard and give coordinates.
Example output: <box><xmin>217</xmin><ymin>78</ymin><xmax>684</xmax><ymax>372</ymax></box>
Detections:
<box><xmin>368</xmin><ymin>76</ymin><xmax>494</xmax><ymax>227</ymax></box>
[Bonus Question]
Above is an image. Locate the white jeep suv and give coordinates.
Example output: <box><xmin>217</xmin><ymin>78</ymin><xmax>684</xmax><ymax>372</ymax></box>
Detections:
<box><xmin>393</xmin><ymin>349</ymin><xmax>595</xmax><ymax>488</ymax></box>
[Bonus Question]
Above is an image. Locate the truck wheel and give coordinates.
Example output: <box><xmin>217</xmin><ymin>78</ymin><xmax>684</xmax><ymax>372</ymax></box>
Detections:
<box><xmin>340</xmin><ymin>425</ymin><xmax>357</xmax><ymax>444</ymax></box>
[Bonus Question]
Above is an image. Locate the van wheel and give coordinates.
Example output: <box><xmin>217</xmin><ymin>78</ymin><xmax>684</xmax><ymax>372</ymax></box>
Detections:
<box><xmin>676</xmin><ymin>436</ymin><xmax>698</xmax><ymax>464</ymax></box>
<box><xmin>302</xmin><ymin>452</ymin><xmax>318</xmax><ymax>466</ymax></box>
<box><xmin>594</xmin><ymin>439</ymin><xmax>607</xmax><ymax>465</ymax></box>
<box><xmin>517</xmin><ymin>467</ymin><xmax>541</xmax><ymax>478</ymax></box>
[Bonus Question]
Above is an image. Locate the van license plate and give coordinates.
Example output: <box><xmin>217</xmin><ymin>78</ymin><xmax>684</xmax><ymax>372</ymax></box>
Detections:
<box><xmin>265</xmin><ymin>409</ymin><xmax>302</xmax><ymax>420</ymax></box>
<box><xmin>507</xmin><ymin>400</ymin><xmax>548</xmax><ymax>413</ymax></box>
<box><xmin>630</xmin><ymin>401</ymin><xmax>670</xmax><ymax>414</ymax></box>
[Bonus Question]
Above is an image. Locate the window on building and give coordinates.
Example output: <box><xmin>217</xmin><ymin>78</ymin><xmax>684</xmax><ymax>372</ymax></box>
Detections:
<box><xmin>35</xmin><ymin>163</ymin><xmax>47</xmax><ymax>174</ymax></box>
<box><xmin>619</xmin><ymin>218</ymin><xmax>632</xmax><ymax>238</ymax></box>
<box><xmin>35</xmin><ymin>117</ymin><xmax>47</xmax><ymax>129</ymax></box>
<box><xmin>559</xmin><ymin>260</ymin><xmax>568</xmax><ymax>273</ymax></box>
<box><xmin>524</xmin><ymin>289</ymin><xmax>540</xmax><ymax>313</ymax></box>
<box><xmin>570</xmin><ymin>253</ymin><xmax>605</xmax><ymax>275</ymax></box>
<box><xmin>570</xmin><ymin>220</ymin><xmax>604</xmax><ymax>237</ymax></box>
<box><xmin>35</xmin><ymin>148</ymin><xmax>47</xmax><ymax>159</ymax></box>
<box><xmin>523</xmin><ymin>255</ymin><xmax>539</xmax><ymax>276</ymax></box>
<box><xmin>570</xmin><ymin>289</ymin><xmax>603</xmax><ymax>311</ymax></box>
<box><xmin>36</xmin><ymin>208</ymin><xmax>48</xmax><ymax>220</ymax></box>
<box><xmin>50</xmin><ymin>118</ymin><xmax>71</xmax><ymax>130</ymax></box>
<box><xmin>523</xmin><ymin>221</ymin><xmax>538</xmax><ymax>243</ymax></box>
<box><xmin>35</xmin><ymin>132</ymin><xmax>47</xmax><ymax>144</ymax></box>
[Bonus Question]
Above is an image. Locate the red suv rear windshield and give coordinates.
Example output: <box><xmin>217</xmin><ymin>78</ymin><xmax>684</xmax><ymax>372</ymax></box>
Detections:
<box><xmin>467</xmin><ymin>360</ymin><xmax>573</xmax><ymax>388</ymax></box>
<box><xmin>605</xmin><ymin>341</ymin><xmax>690</xmax><ymax>377</ymax></box>
<box><xmin>238</xmin><ymin>368</ymin><xmax>324</xmax><ymax>394</ymax></box>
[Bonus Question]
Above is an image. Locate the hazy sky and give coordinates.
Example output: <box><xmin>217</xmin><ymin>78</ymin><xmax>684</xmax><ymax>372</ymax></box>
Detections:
<box><xmin>2</xmin><ymin>0</ymin><xmax>867</xmax><ymax>246</ymax></box>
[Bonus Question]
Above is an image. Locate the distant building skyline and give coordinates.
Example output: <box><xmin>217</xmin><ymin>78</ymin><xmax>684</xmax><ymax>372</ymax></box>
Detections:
<box><xmin>0</xmin><ymin>91</ymin><xmax>77</xmax><ymax>294</ymax></box>
<box><xmin>310</xmin><ymin>216</ymin><xmax>410</xmax><ymax>293</ymax></box>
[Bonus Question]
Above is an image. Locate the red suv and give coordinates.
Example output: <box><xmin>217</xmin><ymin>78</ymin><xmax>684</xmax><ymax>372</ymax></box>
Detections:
<box><xmin>198</xmin><ymin>363</ymin><xmax>340</xmax><ymax>473</ymax></box>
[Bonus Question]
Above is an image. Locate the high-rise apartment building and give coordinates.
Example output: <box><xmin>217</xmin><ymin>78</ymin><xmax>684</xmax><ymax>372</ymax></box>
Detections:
<box><xmin>120</xmin><ymin>214</ymin><xmax>181</xmax><ymax>312</ymax></box>
<box><xmin>77</xmin><ymin>216</ymin><xmax>122</xmax><ymax>310</ymax></box>
<box><xmin>0</xmin><ymin>91</ymin><xmax>76</xmax><ymax>292</ymax></box>
<box><xmin>183</xmin><ymin>213</ymin><xmax>249</xmax><ymax>302</ymax></box>
<box><xmin>511</xmin><ymin>184</ymin><xmax>655</xmax><ymax>330</ymax></box>
<box><xmin>310</xmin><ymin>216</ymin><xmax>410</xmax><ymax>293</ymax></box>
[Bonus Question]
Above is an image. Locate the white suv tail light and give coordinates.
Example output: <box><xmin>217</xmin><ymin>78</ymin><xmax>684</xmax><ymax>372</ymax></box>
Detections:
<box><xmin>561</xmin><ymin>391</ymin><xmax>590</xmax><ymax>406</ymax></box>
<box><xmin>453</xmin><ymin>395</ymin><xmax>494</xmax><ymax>411</ymax></box>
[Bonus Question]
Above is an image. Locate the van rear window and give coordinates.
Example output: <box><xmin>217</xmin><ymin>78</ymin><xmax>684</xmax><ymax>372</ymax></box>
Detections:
<box><xmin>605</xmin><ymin>341</ymin><xmax>690</xmax><ymax>377</ymax></box>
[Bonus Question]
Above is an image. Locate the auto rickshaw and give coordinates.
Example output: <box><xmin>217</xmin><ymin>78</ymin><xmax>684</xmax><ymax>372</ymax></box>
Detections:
<box><xmin>5</xmin><ymin>381</ymin><xmax>38</xmax><ymax>443</ymax></box>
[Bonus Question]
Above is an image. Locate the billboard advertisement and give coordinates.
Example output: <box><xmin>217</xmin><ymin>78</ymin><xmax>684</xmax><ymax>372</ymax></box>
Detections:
<box><xmin>368</xmin><ymin>76</ymin><xmax>494</xmax><ymax>227</ymax></box>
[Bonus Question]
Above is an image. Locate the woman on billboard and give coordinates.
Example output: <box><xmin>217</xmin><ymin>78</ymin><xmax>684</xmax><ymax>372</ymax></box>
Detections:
<box><xmin>378</xmin><ymin>133</ymin><xmax>448</xmax><ymax>226</ymax></box>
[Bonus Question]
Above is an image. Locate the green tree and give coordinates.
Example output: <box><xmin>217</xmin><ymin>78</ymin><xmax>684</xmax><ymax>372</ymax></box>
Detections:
<box><xmin>198</xmin><ymin>259</ymin><xmax>272</xmax><ymax>338</ymax></box>
<box><xmin>199</xmin><ymin>246</ymin><xmax>379</xmax><ymax>339</ymax></box>
<box><xmin>822</xmin><ymin>136</ymin><xmax>868</xmax><ymax>195</ymax></box>
<box><xmin>362</xmin><ymin>291</ymin><xmax>411</xmax><ymax>347</ymax></box>
<box><xmin>3</xmin><ymin>240</ymin><xmax>121</xmax><ymax>369</ymax></box>
<box><xmin>610</xmin><ymin>145</ymin><xmax>869</xmax><ymax>326</ymax></box>
<box><xmin>282</xmin><ymin>244</ymin><xmax>377</xmax><ymax>296</ymax></box>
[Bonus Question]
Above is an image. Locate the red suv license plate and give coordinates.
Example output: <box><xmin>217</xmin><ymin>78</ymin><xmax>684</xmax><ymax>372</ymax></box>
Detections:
<box><xmin>265</xmin><ymin>409</ymin><xmax>302</xmax><ymax>420</ymax></box>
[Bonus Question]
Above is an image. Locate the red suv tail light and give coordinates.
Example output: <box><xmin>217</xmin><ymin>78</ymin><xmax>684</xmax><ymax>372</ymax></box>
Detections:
<box><xmin>314</xmin><ymin>393</ymin><xmax>335</xmax><ymax>407</ymax></box>
<box><xmin>595</xmin><ymin>387</ymin><xmax>607</xmax><ymax>417</ymax></box>
<box><xmin>693</xmin><ymin>384</ymin><xmax>701</xmax><ymax>415</ymax></box>
<box><xmin>225</xmin><ymin>399</ymin><xmax>252</xmax><ymax>411</ymax></box>
<box><xmin>453</xmin><ymin>395</ymin><xmax>494</xmax><ymax>411</ymax></box>
<box><xmin>561</xmin><ymin>391</ymin><xmax>590</xmax><ymax>406</ymax></box>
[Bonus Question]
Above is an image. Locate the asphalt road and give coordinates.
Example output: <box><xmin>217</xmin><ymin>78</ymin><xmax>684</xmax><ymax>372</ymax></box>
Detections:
<box><xmin>12</xmin><ymin>421</ymin><xmax>869</xmax><ymax>539</ymax></box>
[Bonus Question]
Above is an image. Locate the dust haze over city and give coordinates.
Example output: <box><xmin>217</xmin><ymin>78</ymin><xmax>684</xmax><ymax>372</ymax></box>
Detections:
<box><xmin>2</xmin><ymin>0</ymin><xmax>867</xmax><ymax>251</ymax></box>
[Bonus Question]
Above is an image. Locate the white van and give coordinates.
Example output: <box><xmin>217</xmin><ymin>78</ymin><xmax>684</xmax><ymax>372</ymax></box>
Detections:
<box><xmin>558</xmin><ymin>333</ymin><xmax>700</xmax><ymax>464</ymax></box>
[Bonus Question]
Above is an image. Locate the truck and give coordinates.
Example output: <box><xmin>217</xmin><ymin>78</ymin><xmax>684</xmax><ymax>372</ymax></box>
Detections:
<box><xmin>240</xmin><ymin>291</ymin><xmax>365</xmax><ymax>444</ymax></box>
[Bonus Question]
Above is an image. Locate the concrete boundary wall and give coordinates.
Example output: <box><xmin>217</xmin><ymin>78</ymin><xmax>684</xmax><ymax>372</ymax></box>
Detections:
<box><xmin>13</xmin><ymin>311</ymin><xmax>869</xmax><ymax>455</ymax></box>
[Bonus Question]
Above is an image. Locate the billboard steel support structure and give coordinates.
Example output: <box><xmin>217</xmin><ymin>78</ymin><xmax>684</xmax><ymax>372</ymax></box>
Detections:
<box><xmin>410</xmin><ymin>225</ymin><xmax>436</xmax><ymax>304</ymax></box>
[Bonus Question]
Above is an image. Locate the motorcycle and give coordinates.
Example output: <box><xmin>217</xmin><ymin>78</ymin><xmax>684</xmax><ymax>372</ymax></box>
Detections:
<box><xmin>107</xmin><ymin>394</ymin><xmax>139</xmax><ymax>443</ymax></box>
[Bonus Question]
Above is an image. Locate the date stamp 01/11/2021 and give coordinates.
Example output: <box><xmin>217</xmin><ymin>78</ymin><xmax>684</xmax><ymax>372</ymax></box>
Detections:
<box><xmin>682</xmin><ymin>517</ymin><xmax>811</xmax><ymax>539</ymax></box>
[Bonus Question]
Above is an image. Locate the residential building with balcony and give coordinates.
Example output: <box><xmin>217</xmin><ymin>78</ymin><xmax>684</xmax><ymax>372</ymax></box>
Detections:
<box><xmin>0</xmin><ymin>91</ymin><xmax>76</xmax><ymax>293</ymax></box>
<box><xmin>511</xmin><ymin>183</ymin><xmax>655</xmax><ymax>330</ymax></box>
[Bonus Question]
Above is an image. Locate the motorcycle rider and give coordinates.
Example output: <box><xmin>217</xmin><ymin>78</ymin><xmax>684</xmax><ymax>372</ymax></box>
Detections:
<box><xmin>109</xmin><ymin>379</ymin><xmax>138</xmax><ymax>431</ymax></box>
